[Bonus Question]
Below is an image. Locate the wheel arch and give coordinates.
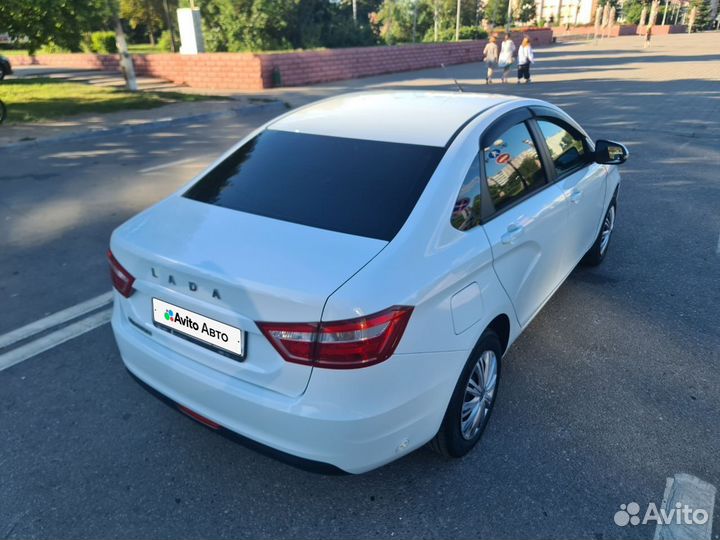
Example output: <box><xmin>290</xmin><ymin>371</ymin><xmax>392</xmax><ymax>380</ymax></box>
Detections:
<box><xmin>486</xmin><ymin>313</ymin><xmax>511</xmax><ymax>355</ymax></box>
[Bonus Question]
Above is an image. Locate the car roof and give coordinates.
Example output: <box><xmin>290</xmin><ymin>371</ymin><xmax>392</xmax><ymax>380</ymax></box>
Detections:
<box><xmin>268</xmin><ymin>90</ymin><xmax>521</xmax><ymax>147</ymax></box>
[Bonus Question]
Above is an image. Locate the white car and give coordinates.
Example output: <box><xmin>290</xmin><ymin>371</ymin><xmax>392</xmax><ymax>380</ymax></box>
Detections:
<box><xmin>109</xmin><ymin>91</ymin><xmax>628</xmax><ymax>474</ymax></box>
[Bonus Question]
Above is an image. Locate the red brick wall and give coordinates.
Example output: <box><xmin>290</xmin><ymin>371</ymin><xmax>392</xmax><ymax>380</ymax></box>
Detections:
<box><xmin>258</xmin><ymin>29</ymin><xmax>553</xmax><ymax>87</ymax></box>
<box><xmin>637</xmin><ymin>24</ymin><xmax>687</xmax><ymax>34</ymax></box>
<box><xmin>9</xmin><ymin>29</ymin><xmax>553</xmax><ymax>91</ymax></box>
<box><xmin>10</xmin><ymin>53</ymin><xmax>120</xmax><ymax>70</ymax></box>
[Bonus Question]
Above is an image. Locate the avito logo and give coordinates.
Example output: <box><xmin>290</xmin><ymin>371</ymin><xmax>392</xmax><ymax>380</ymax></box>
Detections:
<box><xmin>164</xmin><ymin>309</ymin><xmax>175</xmax><ymax>322</ymax></box>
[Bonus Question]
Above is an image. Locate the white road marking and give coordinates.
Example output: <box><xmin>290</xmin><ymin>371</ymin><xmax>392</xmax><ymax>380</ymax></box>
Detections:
<box><xmin>0</xmin><ymin>309</ymin><xmax>112</xmax><ymax>372</ymax></box>
<box><xmin>654</xmin><ymin>473</ymin><xmax>716</xmax><ymax>540</ymax></box>
<box><xmin>716</xmin><ymin>232</ymin><xmax>720</xmax><ymax>255</ymax></box>
<box><xmin>0</xmin><ymin>291</ymin><xmax>112</xmax><ymax>350</ymax></box>
<box><xmin>139</xmin><ymin>157</ymin><xmax>199</xmax><ymax>173</ymax></box>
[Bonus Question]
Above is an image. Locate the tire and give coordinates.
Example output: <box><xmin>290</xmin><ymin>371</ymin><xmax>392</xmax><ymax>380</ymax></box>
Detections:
<box><xmin>0</xmin><ymin>71</ymin><xmax>5</xmax><ymax>81</ymax></box>
<box><xmin>582</xmin><ymin>199</ymin><xmax>617</xmax><ymax>267</ymax></box>
<box><xmin>429</xmin><ymin>330</ymin><xmax>502</xmax><ymax>458</ymax></box>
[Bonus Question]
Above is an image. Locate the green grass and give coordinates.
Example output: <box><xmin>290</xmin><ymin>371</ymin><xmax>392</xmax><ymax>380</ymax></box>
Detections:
<box><xmin>0</xmin><ymin>78</ymin><xmax>219</xmax><ymax>124</ymax></box>
<box><xmin>0</xmin><ymin>49</ymin><xmax>30</xmax><ymax>56</ymax></box>
<box><xmin>127</xmin><ymin>43</ymin><xmax>166</xmax><ymax>54</ymax></box>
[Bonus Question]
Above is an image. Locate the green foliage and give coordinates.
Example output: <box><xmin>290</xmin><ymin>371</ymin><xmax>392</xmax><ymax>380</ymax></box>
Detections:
<box><xmin>485</xmin><ymin>0</ymin><xmax>509</xmax><ymax>25</ymax></box>
<box><xmin>200</xmin><ymin>0</ymin><xmax>378</xmax><ymax>52</ymax></box>
<box><xmin>158</xmin><ymin>30</ymin><xmax>174</xmax><ymax>51</ymax></box>
<box><xmin>515</xmin><ymin>0</ymin><xmax>537</xmax><ymax>23</ymax></box>
<box><xmin>377</xmin><ymin>0</ymin><xmax>482</xmax><ymax>44</ymax></box>
<box><xmin>84</xmin><ymin>31</ymin><xmax>118</xmax><ymax>54</ymax></box>
<box><xmin>689</xmin><ymin>0</ymin><xmax>712</xmax><ymax>29</ymax></box>
<box><xmin>425</xmin><ymin>25</ymin><xmax>487</xmax><ymax>40</ymax></box>
<box><xmin>621</xmin><ymin>0</ymin><xmax>645</xmax><ymax>24</ymax></box>
<box><xmin>120</xmin><ymin>0</ymin><xmax>166</xmax><ymax>43</ymax></box>
<box><xmin>38</xmin><ymin>42</ymin><xmax>72</xmax><ymax>54</ymax></box>
<box><xmin>0</xmin><ymin>0</ymin><xmax>113</xmax><ymax>54</ymax></box>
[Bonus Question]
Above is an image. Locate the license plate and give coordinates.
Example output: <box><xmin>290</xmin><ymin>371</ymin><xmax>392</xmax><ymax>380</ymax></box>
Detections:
<box><xmin>152</xmin><ymin>298</ymin><xmax>244</xmax><ymax>358</ymax></box>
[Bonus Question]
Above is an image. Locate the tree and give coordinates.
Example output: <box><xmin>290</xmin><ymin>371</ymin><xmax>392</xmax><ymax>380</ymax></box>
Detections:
<box><xmin>515</xmin><ymin>0</ymin><xmax>537</xmax><ymax>23</ymax></box>
<box><xmin>485</xmin><ymin>0</ymin><xmax>509</xmax><ymax>25</ymax></box>
<box><xmin>689</xmin><ymin>0</ymin><xmax>712</xmax><ymax>28</ymax></box>
<box><xmin>120</xmin><ymin>0</ymin><xmax>166</xmax><ymax>44</ymax></box>
<box><xmin>0</xmin><ymin>0</ymin><xmax>113</xmax><ymax>53</ymax></box>
<box><xmin>620</xmin><ymin>0</ymin><xmax>646</xmax><ymax>23</ymax></box>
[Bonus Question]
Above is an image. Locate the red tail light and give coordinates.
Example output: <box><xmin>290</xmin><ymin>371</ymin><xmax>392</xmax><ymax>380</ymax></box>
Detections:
<box><xmin>107</xmin><ymin>250</ymin><xmax>135</xmax><ymax>298</ymax></box>
<box><xmin>257</xmin><ymin>306</ymin><xmax>413</xmax><ymax>369</ymax></box>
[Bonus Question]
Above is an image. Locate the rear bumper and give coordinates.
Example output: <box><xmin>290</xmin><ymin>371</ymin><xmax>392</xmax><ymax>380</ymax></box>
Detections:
<box><xmin>111</xmin><ymin>302</ymin><xmax>465</xmax><ymax>474</ymax></box>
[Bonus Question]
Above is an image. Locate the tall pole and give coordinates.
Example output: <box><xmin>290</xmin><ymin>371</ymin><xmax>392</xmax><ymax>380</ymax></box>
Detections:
<box><xmin>434</xmin><ymin>0</ymin><xmax>439</xmax><ymax>41</ymax></box>
<box><xmin>506</xmin><ymin>0</ymin><xmax>513</xmax><ymax>31</ymax></box>
<box><xmin>455</xmin><ymin>0</ymin><xmax>462</xmax><ymax>41</ymax></box>
<box><xmin>661</xmin><ymin>0</ymin><xmax>670</xmax><ymax>24</ymax></box>
<box><xmin>352</xmin><ymin>0</ymin><xmax>357</xmax><ymax>22</ymax></box>
<box><xmin>114</xmin><ymin>16</ymin><xmax>138</xmax><ymax>91</ymax></box>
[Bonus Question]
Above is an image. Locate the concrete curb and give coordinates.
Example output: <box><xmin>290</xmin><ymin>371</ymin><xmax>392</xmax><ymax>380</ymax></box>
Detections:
<box><xmin>0</xmin><ymin>100</ymin><xmax>288</xmax><ymax>153</ymax></box>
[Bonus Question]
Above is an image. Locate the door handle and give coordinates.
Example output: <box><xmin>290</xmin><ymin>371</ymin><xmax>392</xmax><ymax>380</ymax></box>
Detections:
<box><xmin>501</xmin><ymin>224</ymin><xmax>524</xmax><ymax>245</ymax></box>
<box><xmin>570</xmin><ymin>189</ymin><xmax>583</xmax><ymax>204</ymax></box>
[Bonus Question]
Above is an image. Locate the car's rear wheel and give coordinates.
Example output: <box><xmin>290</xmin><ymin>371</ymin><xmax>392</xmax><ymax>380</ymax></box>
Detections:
<box><xmin>582</xmin><ymin>199</ymin><xmax>616</xmax><ymax>266</ymax></box>
<box><xmin>430</xmin><ymin>330</ymin><xmax>501</xmax><ymax>458</ymax></box>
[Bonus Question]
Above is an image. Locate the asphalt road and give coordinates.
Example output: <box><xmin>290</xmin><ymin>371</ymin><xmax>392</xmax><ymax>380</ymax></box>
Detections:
<box><xmin>1</xmin><ymin>33</ymin><xmax>719</xmax><ymax>539</ymax></box>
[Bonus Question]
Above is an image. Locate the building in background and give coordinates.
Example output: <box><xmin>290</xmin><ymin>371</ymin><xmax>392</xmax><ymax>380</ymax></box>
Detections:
<box><xmin>534</xmin><ymin>0</ymin><xmax>599</xmax><ymax>25</ymax></box>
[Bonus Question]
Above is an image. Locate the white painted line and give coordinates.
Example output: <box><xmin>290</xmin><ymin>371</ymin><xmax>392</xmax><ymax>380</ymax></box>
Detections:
<box><xmin>654</xmin><ymin>473</ymin><xmax>716</xmax><ymax>540</ymax></box>
<box><xmin>0</xmin><ymin>291</ymin><xmax>112</xmax><ymax>350</ymax></box>
<box><xmin>139</xmin><ymin>157</ymin><xmax>198</xmax><ymax>173</ymax></box>
<box><xmin>716</xmin><ymin>232</ymin><xmax>720</xmax><ymax>255</ymax></box>
<box><xmin>0</xmin><ymin>309</ymin><xmax>112</xmax><ymax>372</ymax></box>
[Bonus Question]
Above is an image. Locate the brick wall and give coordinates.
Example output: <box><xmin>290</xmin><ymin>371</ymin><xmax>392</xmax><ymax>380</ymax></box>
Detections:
<box><xmin>556</xmin><ymin>23</ymin><xmax>686</xmax><ymax>37</ymax></box>
<box><xmin>9</xmin><ymin>28</ymin><xmax>553</xmax><ymax>91</ymax></box>
<box><xmin>637</xmin><ymin>24</ymin><xmax>687</xmax><ymax>34</ymax></box>
<box><xmin>258</xmin><ymin>29</ymin><xmax>553</xmax><ymax>87</ymax></box>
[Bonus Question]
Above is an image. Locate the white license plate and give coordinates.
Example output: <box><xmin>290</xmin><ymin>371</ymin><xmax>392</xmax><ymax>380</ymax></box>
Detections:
<box><xmin>152</xmin><ymin>298</ymin><xmax>244</xmax><ymax>357</ymax></box>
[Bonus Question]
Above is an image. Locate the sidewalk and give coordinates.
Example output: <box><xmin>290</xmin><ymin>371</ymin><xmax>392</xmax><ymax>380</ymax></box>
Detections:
<box><xmin>2</xmin><ymin>32</ymin><xmax>718</xmax><ymax>147</ymax></box>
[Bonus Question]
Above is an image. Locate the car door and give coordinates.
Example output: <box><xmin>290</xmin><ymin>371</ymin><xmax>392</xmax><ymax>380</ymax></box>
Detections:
<box><xmin>480</xmin><ymin>109</ymin><xmax>569</xmax><ymax>328</ymax></box>
<box><xmin>533</xmin><ymin>116</ymin><xmax>607</xmax><ymax>271</ymax></box>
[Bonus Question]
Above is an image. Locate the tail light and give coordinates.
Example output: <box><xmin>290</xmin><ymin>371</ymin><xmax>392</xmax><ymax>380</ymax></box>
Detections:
<box><xmin>257</xmin><ymin>306</ymin><xmax>413</xmax><ymax>369</ymax></box>
<box><xmin>108</xmin><ymin>250</ymin><xmax>135</xmax><ymax>298</ymax></box>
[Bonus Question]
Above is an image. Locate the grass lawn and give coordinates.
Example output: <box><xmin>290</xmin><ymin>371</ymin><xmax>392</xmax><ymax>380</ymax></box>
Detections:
<box><xmin>127</xmin><ymin>44</ymin><xmax>166</xmax><ymax>54</ymax></box>
<box><xmin>1</xmin><ymin>49</ymin><xmax>30</xmax><ymax>56</ymax></box>
<box><xmin>0</xmin><ymin>78</ymin><xmax>218</xmax><ymax>124</ymax></box>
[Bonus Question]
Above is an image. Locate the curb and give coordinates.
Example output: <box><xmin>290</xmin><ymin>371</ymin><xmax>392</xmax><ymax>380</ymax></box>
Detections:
<box><xmin>0</xmin><ymin>100</ymin><xmax>287</xmax><ymax>152</ymax></box>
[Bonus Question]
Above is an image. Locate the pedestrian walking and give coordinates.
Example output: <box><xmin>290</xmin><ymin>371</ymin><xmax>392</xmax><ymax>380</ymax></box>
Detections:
<box><xmin>644</xmin><ymin>25</ymin><xmax>653</xmax><ymax>48</ymax></box>
<box><xmin>483</xmin><ymin>36</ymin><xmax>499</xmax><ymax>84</ymax></box>
<box><xmin>517</xmin><ymin>37</ymin><xmax>534</xmax><ymax>83</ymax></box>
<box><xmin>498</xmin><ymin>34</ymin><xmax>516</xmax><ymax>83</ymax></box>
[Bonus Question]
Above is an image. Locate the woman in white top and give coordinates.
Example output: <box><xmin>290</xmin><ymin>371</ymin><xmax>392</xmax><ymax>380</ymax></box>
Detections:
<box><xmin>517</xmin><ymin>37</ymin><xmax>534</xmax><ymax>83</ymax></box>
<box><xmin>498</xmin><ymin>34</ymin><xmax>516</xmax><ymax>84</ymax></box>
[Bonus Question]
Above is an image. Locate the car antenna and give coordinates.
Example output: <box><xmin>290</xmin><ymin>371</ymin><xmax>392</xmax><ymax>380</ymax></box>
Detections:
<box><xmin>440</xmin><ymin>63</ymin><xmax>464</xmax><ymax>93</ymax></box>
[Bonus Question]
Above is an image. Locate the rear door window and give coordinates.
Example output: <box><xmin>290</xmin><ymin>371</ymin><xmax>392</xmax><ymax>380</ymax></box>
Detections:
<box><xmin>483</xmin><ymin>122</ymin><xmax>547</xmax><ymax>212</ymax></box>
<box><xmin>184</xmin><ymin>130</ymin><xmax>445</xmax><ymax>241</ymax></box>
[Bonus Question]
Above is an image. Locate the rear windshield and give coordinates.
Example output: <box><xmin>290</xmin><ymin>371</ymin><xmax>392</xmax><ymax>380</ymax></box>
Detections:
<box><xmin>184</xmin><ymin>130</ymin><xmax>445</xmax><ymax>241</ymax></box>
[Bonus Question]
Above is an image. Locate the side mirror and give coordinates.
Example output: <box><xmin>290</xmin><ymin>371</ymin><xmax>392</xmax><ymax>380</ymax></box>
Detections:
<box><xmin>594</xmin><ymin>139</ymin><xmax>629</xmax><ymax>165</ymax></box>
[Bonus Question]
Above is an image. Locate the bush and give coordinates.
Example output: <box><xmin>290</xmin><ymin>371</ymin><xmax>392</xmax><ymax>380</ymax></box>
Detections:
<box><xmin>90</xmin><ymin>31</ymin><xmax>117</xmax><ymax>54</ymax></box>
<box><xmin>425</xmin><ymin>26</ymin><xmax>488</xmax><ymax>42</ymax></box>
<box><xmin>38</xmin><ymin>42</ymin><xmax>72</xmax><ymax>54</ymax></box>
<box><xmin>158</xmin><ymin>30</ymin><xmax>174</xmax><ymax>52</ymax></box>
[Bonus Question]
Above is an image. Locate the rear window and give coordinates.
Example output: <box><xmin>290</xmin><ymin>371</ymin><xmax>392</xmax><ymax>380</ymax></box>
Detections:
<box><xmin>184</xmin><ymin>130</ymin><xmax>445</xmax><ymax>241</ymax></box>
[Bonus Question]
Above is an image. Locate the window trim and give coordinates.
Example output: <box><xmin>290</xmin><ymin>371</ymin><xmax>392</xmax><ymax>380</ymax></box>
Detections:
<box><xmin>478</xmin><ymin>108</ymin><xmax>556</xmax><ymax>222</ymax></box>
